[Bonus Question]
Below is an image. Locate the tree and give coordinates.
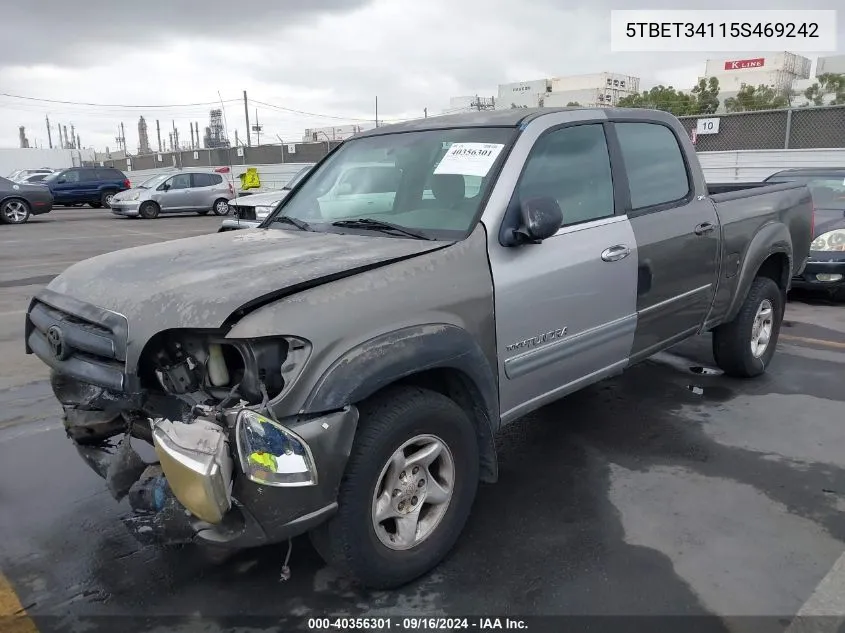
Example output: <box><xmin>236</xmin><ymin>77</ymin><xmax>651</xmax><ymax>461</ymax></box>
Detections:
<box><xmin>566</xmin><ymin>101</ymin><xmax>581</xmax><ymax>106</ymax></box>
<box><xmin>724</xmin><ymin>84</ymin><xmax>789</xmax><ymax>112</ymax></box>
<box><xmin>803</xmin><ymin>73</ymin><xmax>845</xmax><ymax>106</ymax></box>
<box><xmin>690</xmin><ymin>77</ymin><xmax>720</xmax><ymax>114</ymax></box>
<box><xmin>617</xmin><ymin>85</ymin><xmax>700</xmax><ymax>116</ymax></box>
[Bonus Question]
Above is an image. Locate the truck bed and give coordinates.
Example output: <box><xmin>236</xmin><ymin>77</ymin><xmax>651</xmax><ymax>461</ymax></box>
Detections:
<box><xmin>704</xmin><ymin>180</ymin><xmax>813</xmax><ymax>328</ymax></box>
<box><xmin>707</xmin><ymin>182</ymin><xmax>771</xmax><ymax>195</ymax></box>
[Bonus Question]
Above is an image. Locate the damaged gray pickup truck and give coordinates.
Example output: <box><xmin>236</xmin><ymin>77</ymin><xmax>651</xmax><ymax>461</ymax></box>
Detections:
<box><xmin>26</xmin><ymin>108</ymin><xmax>812</xmax><ymax>589</ymax></box>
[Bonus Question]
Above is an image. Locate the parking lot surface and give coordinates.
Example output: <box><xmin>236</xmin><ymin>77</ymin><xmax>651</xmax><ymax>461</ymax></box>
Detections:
<box><xmin>2</xmin><ymin>208</ymin><xmax>845</xmax><ymax>632</ymax></box>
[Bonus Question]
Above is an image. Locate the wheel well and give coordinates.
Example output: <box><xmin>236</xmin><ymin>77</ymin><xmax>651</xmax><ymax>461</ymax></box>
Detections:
<box><xmin>756</xmin><ymin>252</ymin><xmax>790</xmax><ymax>291</ymax></box>
<box><xmin>384</xmin><ymin>368</ymin><xmax>498</xmax><ymax>483</ymax></box>
<box><xmin>2</xmin><ymin>196</ymin><xmax>28</xmax><ymax>204</ymax></box>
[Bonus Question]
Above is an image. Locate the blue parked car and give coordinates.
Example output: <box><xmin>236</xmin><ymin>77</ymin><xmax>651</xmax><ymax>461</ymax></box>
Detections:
<box><xmin>43</xmin><ymin>166</ymin><xmax>130</xmax><ymax>209</ymax></box>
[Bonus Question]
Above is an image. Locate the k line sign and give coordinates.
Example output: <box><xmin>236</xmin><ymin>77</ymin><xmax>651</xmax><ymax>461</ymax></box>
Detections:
<box><xmin>724</xmin><ymin>57</ymin><xmax>765</xmax><ymax>70</ymax></box>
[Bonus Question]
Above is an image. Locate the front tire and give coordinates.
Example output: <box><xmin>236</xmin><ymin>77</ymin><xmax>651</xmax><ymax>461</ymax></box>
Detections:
<box><xmin>309</xmin><ymin>386</ymin><xmax>479</xmax><ymax>589</ymax></box>
<box><xmin>212</xmin><ymin>199</ymin><xmax>230</xmax><ymax>216</ymax></box>
<box><xmin>138</xmin><ymin>201</ymin><xmax>160</xmax><ymax>220</ymax></box>
<box><xmin>0</xmin><ymin>198</ymin><xmax>31</xmax><ymax>224</ymax></box>
<box><xmin>713</xmin><ymin>276</ymin><xmax>783</xmax><ymax>378</ymax></box>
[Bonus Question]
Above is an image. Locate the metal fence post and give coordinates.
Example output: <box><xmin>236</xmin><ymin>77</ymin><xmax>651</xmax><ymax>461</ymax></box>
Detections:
<box><xmin>784</xmin><ymin>108</ymin><xmax>793</xmax><ymax>150</ymax></box>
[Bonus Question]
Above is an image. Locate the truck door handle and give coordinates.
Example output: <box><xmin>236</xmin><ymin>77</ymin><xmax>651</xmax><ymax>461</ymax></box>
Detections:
<box><xmin>694</xmin><ymin>222</ymin><xmax>716</xmax><ymax>236</ymax></box>
<box><xmin>601</xmin><ymin>245</ymin><xmax>630</xmax><ymax>262</ymax></box>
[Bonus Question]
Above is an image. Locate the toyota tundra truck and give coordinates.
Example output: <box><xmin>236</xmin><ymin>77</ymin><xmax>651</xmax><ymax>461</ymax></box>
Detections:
<box><xmin>25</xmin><ymin>108</ymin><xmax>813</xmax><ymax>589</ymax></box>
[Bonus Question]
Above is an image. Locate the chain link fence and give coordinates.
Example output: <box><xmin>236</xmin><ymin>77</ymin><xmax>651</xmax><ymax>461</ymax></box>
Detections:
<box><xmin>89</xmin><ymin>140</ymin><xmax>343</xmax><ymax>173</ymax></box>
<box><xmin>677</xmin><ymin>104</ymin><xmax>845</xmax><ymax>151</ymax></box>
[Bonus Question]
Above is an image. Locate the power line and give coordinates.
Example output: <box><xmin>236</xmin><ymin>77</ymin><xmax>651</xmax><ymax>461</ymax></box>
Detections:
<box><xmin>0</xmin><ymin>92</ymin><xmax>241</xmax><ymax>109</ymax></box>
<box><xmin>250</xmin><ymin>98</ymin><xmax>410</xmax><ymax>123</ymax></box>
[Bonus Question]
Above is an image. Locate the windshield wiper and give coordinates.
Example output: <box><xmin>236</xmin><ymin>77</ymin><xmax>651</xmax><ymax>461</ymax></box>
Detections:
<box><xmin>271</xmin><ymin>215</ymin><xmax>312</xmax><ymax>231</ymax></box>
<box><xmin>331</xmin><ymin>218</ymin><xmax>432</xmax><ymax>240</ymax></box>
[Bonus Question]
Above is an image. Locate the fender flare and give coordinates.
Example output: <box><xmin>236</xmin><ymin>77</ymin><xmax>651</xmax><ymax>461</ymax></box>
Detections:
<box><xmin>302</xmin><ymin>324</ymin><xmax>500</xmax><ymax>482</ymax></box>
<box><xmin>724</xmin><ymin>222</ymin><xmax>792</xmax><ymax>323</ymax></box>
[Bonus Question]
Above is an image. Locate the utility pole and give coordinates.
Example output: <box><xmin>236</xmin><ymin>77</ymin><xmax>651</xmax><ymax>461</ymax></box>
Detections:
<box><xmin>63</xmin><ymin>125</ymin><xmax>70</xmax><ymax>149</ymax></box>
<box><xmin>70</xmin><ymin>124</ymin><xmax>76</xmax><ymax>148</ymax></box>
<box><xmin>58</xmin><ymin>124</ymin><xmax>64</xmax><ymax>149</ymax></box>
<box><xmin>195</xmin><ymin>121</ymin><xmax>200</xmax><ymax>148</ymax></box>
<box><xmin>375</xmin><ymin>96</ymin><xmax>379</xmax><ymax>127</ymax></box>
<box><xmin>77</xmin><ymin>134</ymin><xmax>81</xmax><ymax>150</ymax></box>
<box><xmin>156</xmin><ymin>119</ymin><xmax>162</xmax><ymax>152</ymax></box>
<box><xmin>168</xmin><ymin>132</ymin><xmax>173</xmax><ymax>151</ymax></box>
<box><xmin>252</xmin><ymin>108</ymin><xmax>262</xmax><ymax>145</ymax></box>
<box><xmin>234</xmin><ymin>130</ymin><xmax>239</xmax><ymax>146</ymax></box>
<box><xmin>46</xmin><ymin>115</ymin><xmax>53</xmax><ymax>149</ymax></box>
<box><xmin>190</xmin><ymin>124</ymin><xmax>195</xmax><ymax>149</ymax></box>
<box><xmin>120</xmin><ymin>122</ymin><xmax>126</xmax><ymax>153</ymax></box>
<box><xmin>243</xmin><ymin>90</ymin><xmax>251</xmax><ymax>147</ymax></box>
<box><xmin>172</xmin><ymin>120</ymin><xmax>179</xmax><ymax>151</ymax></box>
<box><xmin>424</xmin><ymin>107</ymin><xmax>427</xmax><ymax>118</ymax></box>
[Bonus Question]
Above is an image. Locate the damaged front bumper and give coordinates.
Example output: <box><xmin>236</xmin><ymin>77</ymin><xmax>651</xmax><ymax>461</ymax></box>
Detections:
<box><xmin>64</xmin><ymin>399</ymin><xmax>359</xmax><ymax>549</ymax></box>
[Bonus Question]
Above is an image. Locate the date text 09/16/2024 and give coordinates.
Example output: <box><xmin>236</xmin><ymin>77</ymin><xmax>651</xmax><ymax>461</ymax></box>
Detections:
<box><xmin>307</xmin><ymin>617</ymin><xmax>529</xmax><ymax>630</ymax></box>
<box><xmin>625</xmin><ymin>22</ymin><xmax>820</xmax><ymax>39</ymax></box>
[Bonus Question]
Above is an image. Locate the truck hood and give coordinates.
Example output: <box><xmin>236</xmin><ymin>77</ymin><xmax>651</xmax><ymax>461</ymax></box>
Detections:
<box><xmin>232</xmin><ymin>190</ymin><xmax>289</xmax><ymax>207</ymax></box>
<box><xmin>813</xmin><ymin>207</ymin><xmax>845</xmax><ymax>236</ymax></box>
<box><xmin>46</xmin><ymin>228</ymin><xmax>447</xmax><ymax>342</ymax></box>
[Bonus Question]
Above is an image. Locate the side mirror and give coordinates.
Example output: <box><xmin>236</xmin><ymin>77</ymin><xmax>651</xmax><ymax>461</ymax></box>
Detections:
<box><xmin>513</xmin><ymin>196</ymin><xmax>563</xmax><ymax>244</ymax></box>
<box><xmin>158</xmin><ymin>183</ymin><xmax>170</xmax><ymax>191</ymax></box>
<box><xmin>56</xmin><ymin>176</ymin><xmax>66</xmax><ymax>184</ymax></box>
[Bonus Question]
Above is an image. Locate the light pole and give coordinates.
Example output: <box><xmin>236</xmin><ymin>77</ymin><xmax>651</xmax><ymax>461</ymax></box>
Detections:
<box><xmin>316</xmin><ymin>131</ymin><xmax>331</xmax><ymax>155</ymax></box>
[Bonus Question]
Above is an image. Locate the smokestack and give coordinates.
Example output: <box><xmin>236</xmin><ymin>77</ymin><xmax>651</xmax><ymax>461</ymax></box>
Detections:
<box><xmin>156</xmin><ymin>119</ymin><xmax>162</xmax><ymax>152</ymax></box>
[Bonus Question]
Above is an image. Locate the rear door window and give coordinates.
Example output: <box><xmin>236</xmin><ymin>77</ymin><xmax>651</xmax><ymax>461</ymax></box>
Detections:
<box><xmin>191</xmin><ymin>173</ymin><xmax>217</xmax><ymax>187</ymax></box>
<box><xmin>615</xmin><ymin>122</ymin><xmax>691</xmax><ymax>210</ymax></box>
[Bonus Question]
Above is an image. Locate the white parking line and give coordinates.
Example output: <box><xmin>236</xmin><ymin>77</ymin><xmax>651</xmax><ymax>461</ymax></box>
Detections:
<box><xmin>2</xmin><ymin>259</ymin><xmax>80</xmax><ymax>270</ymax></box>
<box><xmin>0</xmin><ymin>233</ymin><xmax>151</xmax><ymax>244</ymax></box>
<box><xmin>785</xmin><ymin>551</ymin><xmax>845</xmax><ymax>632</ymax></box>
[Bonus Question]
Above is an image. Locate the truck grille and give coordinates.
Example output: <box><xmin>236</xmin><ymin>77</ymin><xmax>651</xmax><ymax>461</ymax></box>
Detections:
<box><xmin>26</xmin><ymin>291</ymin><xmax>129</xmax><ymax>392</ymax></box>
<box><xmin>233</xmin><ymin>205</ymin><xmax>256</xmax><ymax>221</ymax></box>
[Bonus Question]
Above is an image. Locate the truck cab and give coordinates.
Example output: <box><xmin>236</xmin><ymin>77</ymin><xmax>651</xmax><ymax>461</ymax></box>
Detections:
<box><xmin>25</xmin><ymin>108</ymin><xmax>812</xmax><ymax>590</ymax></box>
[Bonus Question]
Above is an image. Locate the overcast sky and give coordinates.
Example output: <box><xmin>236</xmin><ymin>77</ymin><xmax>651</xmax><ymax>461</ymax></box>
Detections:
<box><xmin>1</xmin><ymin>0</ymin><xmax>843</xmax><ymax>152</ymax></box>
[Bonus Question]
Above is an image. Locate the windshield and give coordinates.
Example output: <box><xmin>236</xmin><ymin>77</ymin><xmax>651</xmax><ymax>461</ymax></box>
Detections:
<box><xmin>767</xmin><ymin>176</ymin><xmax>845</xmax><ymax>210</ymax></box>
<box><xmin>137</xmin><ymin>174</ymin><xmax>169</xmax><ymax>189</ymax></box>
<box><xmin>270</xmin><ymin>127</ymin><xmax>515</xmax><ymax>240</ymax></box>
<box><xmin>283</xmin><ymin>166</ymin><xmax>312</xmax><ymax>190</ymax></box>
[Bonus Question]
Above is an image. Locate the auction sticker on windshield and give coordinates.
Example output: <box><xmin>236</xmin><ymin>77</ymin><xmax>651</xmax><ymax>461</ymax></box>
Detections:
<box><xmin>434</xmin><ymin>143</ymin><xmax>505</xmax><ymax>177</ymax></box>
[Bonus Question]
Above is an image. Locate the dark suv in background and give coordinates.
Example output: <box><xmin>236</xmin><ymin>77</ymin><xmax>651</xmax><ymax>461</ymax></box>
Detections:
<box><xmin>764</xmin><ymin>168</ymin><xmax>845</xmax><ymax>300</ymax></box>
<box><xmin>43</xmin><ymin>167</ymin><xmax>130</xmax><ymax>209</ymax></box>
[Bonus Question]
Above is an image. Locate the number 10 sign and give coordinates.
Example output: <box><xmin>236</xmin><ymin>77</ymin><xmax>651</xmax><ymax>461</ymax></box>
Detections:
<box><xmin>696</xmin><ymin>118</ymin><xmax>720</xmax><ymax>135</ymax></box>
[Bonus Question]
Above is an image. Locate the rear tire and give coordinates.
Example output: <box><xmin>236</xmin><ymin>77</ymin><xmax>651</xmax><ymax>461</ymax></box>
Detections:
<box><xmin>713</xmin><ymin>276</ymin><xmax>783</xmax><ymax>378</ymax></box>
<box><xmin>211</xmin><ymin>198</ymin><xmax>230</xmax><ymax>216</ymax></box>
<box><xmin>139</xmin><ymin>201</ymin><xmax>160</xmax><ymax>220</ymax></box>
<box><xmin>0</xmin><ymin>198</ymin><xmax>31</xmax><ymax>224</ymax></box>
<box><xmin>309</xmin><ymin>386</ymin><xmax>479</xmax><ymax>589</ymax></box>
<box><xmin>101</xmin><ymin>191</ymin><xmax>117</xmax><ymax>208</ymax></box>
<box><xmin>196</xmin><ymin>209</ymin><xmax>210</xmax><ymax>216</ymax></box>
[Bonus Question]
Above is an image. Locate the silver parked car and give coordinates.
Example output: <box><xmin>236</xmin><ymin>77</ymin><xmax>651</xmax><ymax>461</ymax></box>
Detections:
<box><xmin>219</xmin><ymin>165</ymin><xmax>314</xmax><ymax>231</ymax></box>
<box><xmin>110</xmin><ymin>171</ymin><xmax>235</xmax><ymax>219</ymax></box>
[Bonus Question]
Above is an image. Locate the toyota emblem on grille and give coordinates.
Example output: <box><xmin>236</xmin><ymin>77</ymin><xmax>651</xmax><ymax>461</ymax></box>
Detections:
<box><xmin>46</xmin><ymin>325</ymin><xmax>70</xmax><ymax>361</ymax></box>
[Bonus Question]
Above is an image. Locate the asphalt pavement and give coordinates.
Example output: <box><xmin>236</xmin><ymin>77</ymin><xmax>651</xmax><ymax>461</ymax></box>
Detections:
<box><xmin>2</xmin><ymin>208</ymin><xmax>845</xmax><ymax>633</ymax></box>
